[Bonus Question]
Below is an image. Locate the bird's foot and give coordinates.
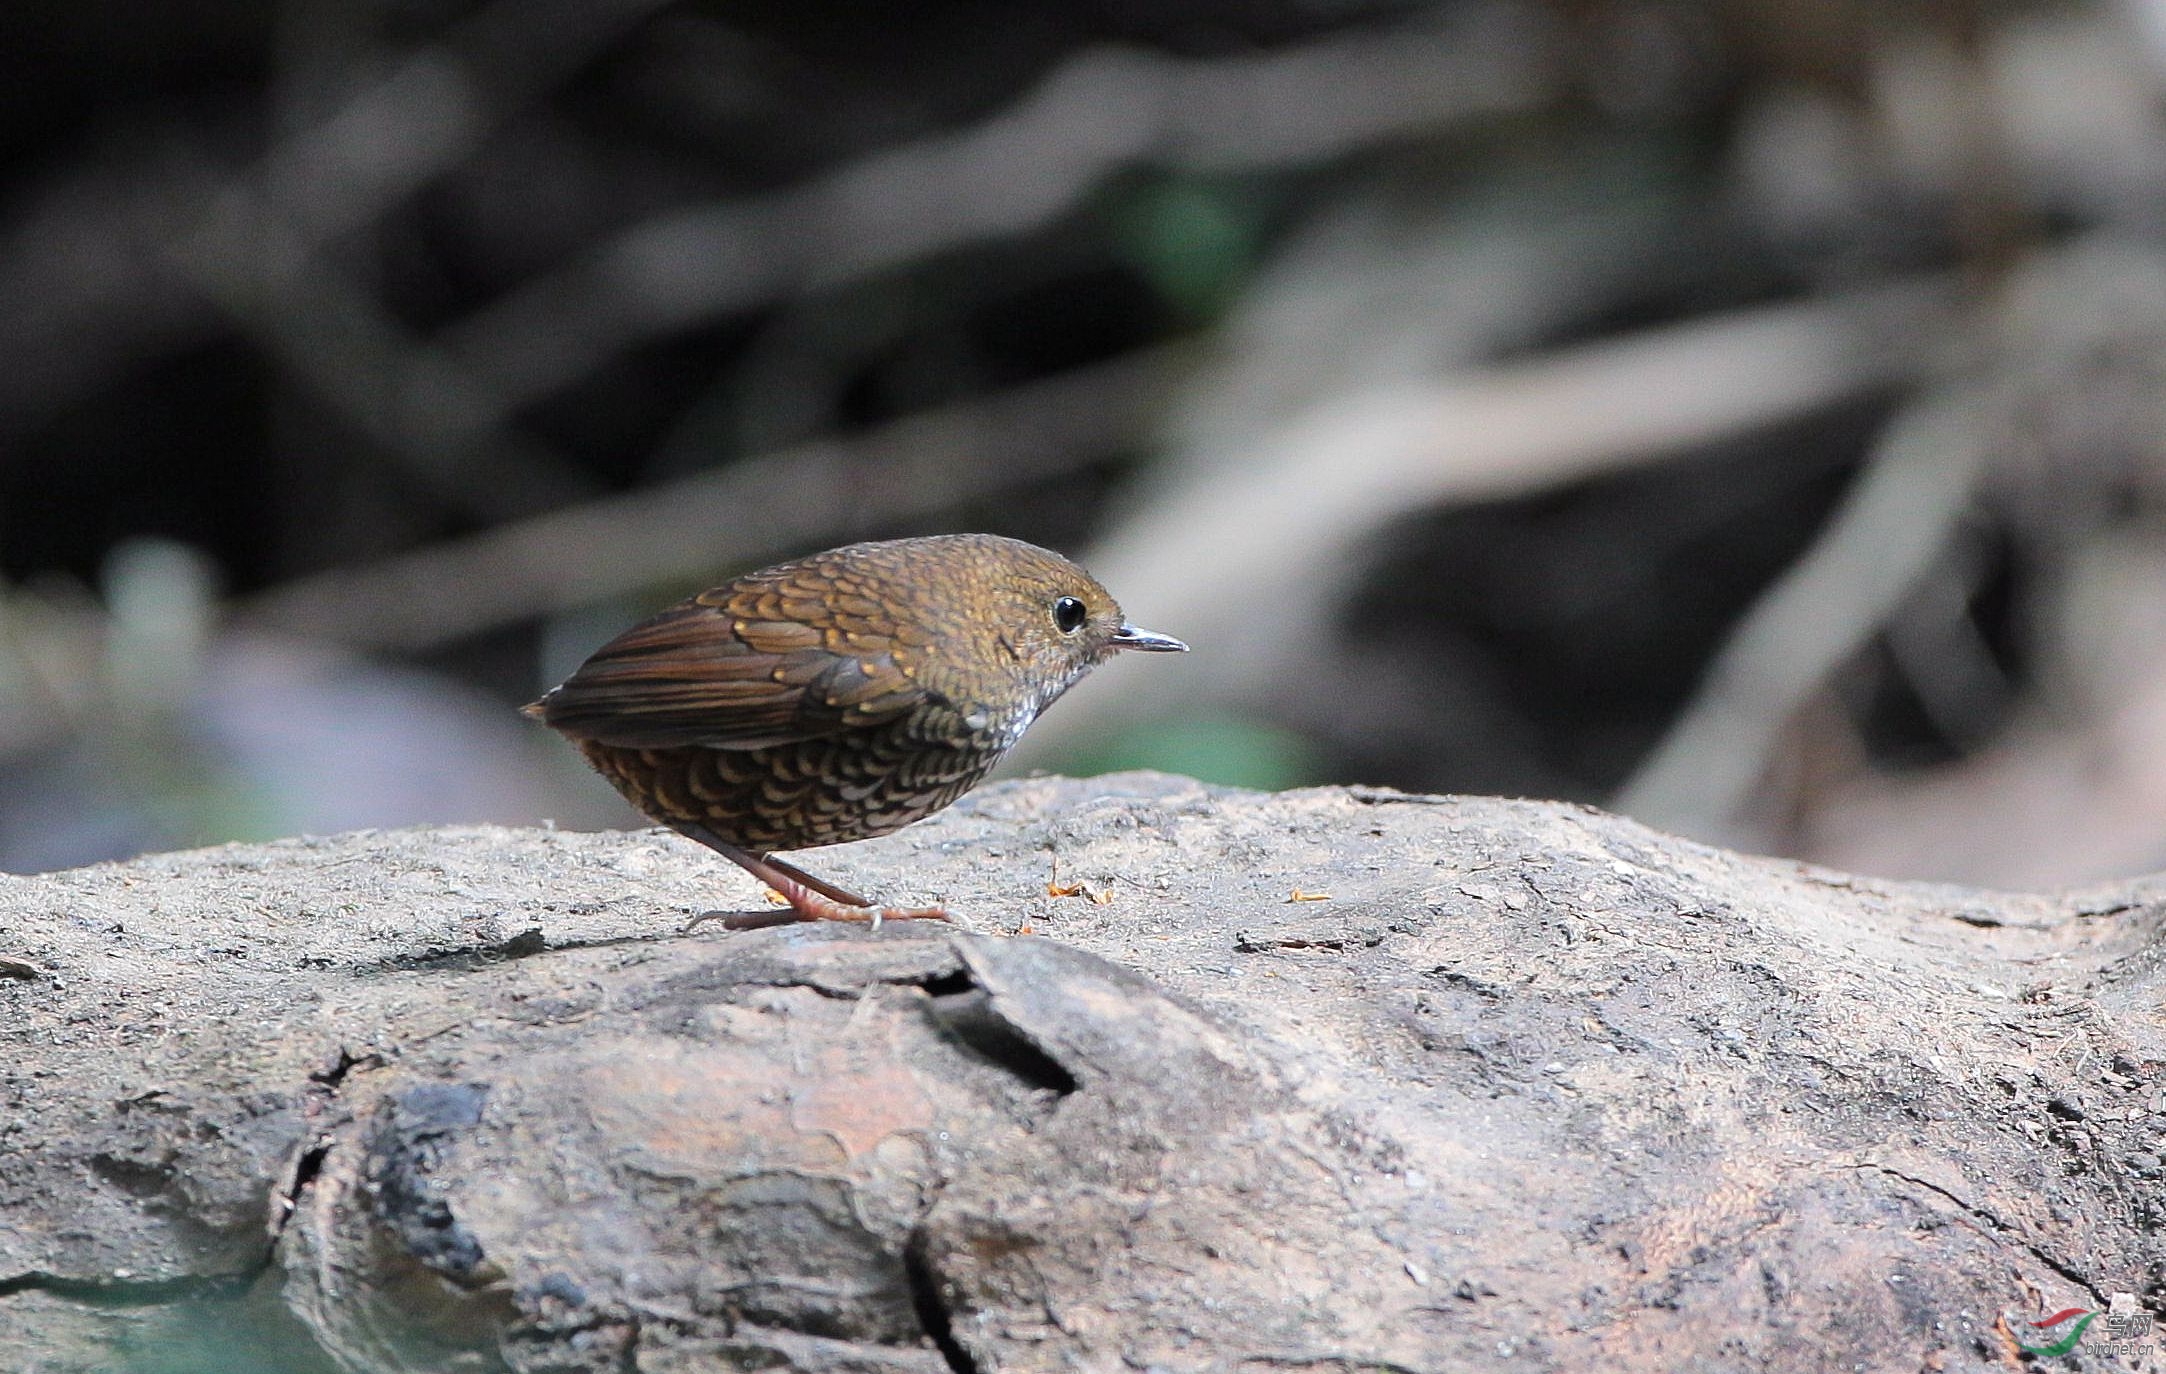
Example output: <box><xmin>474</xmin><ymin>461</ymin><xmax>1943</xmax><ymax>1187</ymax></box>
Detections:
<box><xmin>670</xmin><ymin>828</ymin><xmax>953</xmax><ymax>932</ymax></box>
<box><xmin>767</xmin><ymin>892</ymin><xmax>949</xmax><ymax>930</ymax></box>
<box><xmin>690</xmin><ymin>894</ymin><xmax>952</xmax><ymax>932</ymax></box>
<box><xmin>744</xmin><ymin>841</ymin><xmax>954</xmax><ymax>928</ymax></box>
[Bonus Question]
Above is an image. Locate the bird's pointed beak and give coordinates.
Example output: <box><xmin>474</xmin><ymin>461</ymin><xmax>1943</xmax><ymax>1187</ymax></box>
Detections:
<box><xmin>1112</xmin><ymin>623</ymin><xmax>1188</xmax><ymax>653</ymax></box>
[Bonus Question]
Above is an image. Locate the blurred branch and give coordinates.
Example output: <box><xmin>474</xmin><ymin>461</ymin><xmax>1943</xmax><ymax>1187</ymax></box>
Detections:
<box><xmin>0</xmin><ymin>0</ymin><xmax>673</xmax><ymax>513</ymax></box>
<box><xmin>438</xmin><ymin>7</ymin><xmax>1557</xmax><ymax>418</ymax></box>
<box><xmin>1621</xmin><ymin>238</ymin><xmax>2166</xmax><ymax>849</ymax></box>
<box><xmin>1</xmin><ymin>3</ymin><xmax>1552</xmax><ymax>531</ymax></box>
<box><xmin>159</xmin><ymin>0</ymin><xmax>686</xmax><ymax>521</ymax></box>
<box><xmin>260</xmin><ymin>0</ymin><xmax>680</xmax><ymax>244</ymax></box>
<box><xmin>1805</xmin><ymin>532</ymin><xmax>2166</xmax><ymax>887</ymax></box>
<box><xmin>1168</xmin><ymin>148</ymin><xmax>1713</xmax><ymax>455</ymax></box>
<box><xmin>1614</xmin><ymin>382</ymin><xmax>1997</xmax><ymax>841</ymax></box>
<box><xmin>157</xmin><ymin>173</ymin><xmax>600</xmax><ymax>522</ymax></box>
<box><xmin>0</xmin><ymin>173</ymin><xmax>219</xmax><ymax>433</ymax></box>
<box><xmin>231</xmin><ymin>342</ymin><xmax>1191</xmax><ymax>651</ymax></box>
<box><xmin>1004</xmin><ymin>274</ymin><xmax>1962</xmax><ymax>771</ymax></box>
<box><xmin>1881</xmin><ymin>532</ymin><xmax>2013</xmax><ymax>752</ymax></box>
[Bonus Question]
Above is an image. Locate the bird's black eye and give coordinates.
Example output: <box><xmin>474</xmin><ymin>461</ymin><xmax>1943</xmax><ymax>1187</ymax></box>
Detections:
<box><xmin>1052</xmin><ymin>596</ymin><xmax>1087</xmax><ymax>634</ymax></box>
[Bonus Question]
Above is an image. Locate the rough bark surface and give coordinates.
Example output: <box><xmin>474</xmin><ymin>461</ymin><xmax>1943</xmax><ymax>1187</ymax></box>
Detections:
<box><xmin>3</xmin><ymin>773</ymin><xmax>2162</xmax><ymax>1373</ymax></box>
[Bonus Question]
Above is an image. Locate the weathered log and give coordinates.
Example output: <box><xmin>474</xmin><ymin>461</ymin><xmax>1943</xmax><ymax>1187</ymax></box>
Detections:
<box><xmin>3</xmin><ymin>774</ymin><xmax>2160</xmax><ymax>1372</ymax></box>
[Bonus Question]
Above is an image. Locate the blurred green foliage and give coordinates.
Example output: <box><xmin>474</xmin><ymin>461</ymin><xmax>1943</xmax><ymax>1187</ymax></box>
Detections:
<box><xmin>1106</xmin><ymin>174</ymin><xmax>1269</xmax><ymax>322</ymax></box>
<box><xmin>1059</xmin><ymin>710</ymin><xmax>1318</xmax><ymax>790</ymax></box>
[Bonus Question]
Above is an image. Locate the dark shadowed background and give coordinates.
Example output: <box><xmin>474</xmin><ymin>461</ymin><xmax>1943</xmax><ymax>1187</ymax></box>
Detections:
<box><xmin>9</xmin><ymin>0</ymin><xmax>2166</xmax><ymax>888</ymax></box>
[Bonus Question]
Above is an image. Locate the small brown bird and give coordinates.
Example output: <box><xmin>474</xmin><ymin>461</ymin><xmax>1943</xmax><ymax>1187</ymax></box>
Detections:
<box><xmin>526</xmin><ymin>533</ymin><xmax>1186</xmax><ymax>927</ymax></box>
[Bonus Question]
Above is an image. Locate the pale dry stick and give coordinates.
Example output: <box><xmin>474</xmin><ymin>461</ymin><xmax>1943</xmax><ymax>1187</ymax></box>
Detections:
<box><xmin>1623</xmin><ymin>244</ymin><xmax>2166</xmax><ymax>849</ymax></box>
<box><xmin>232</xmin><ymin>343</ymin><xmax>1190</xmax><ymax>651</ymax></box>
<box><xmin>1615</xmin><ymin>384</ymin><xmax>2000</xmax><ymax>843</ymax></box>
<box><xmin>1806</xmin><ymin>628</ymin><xmax>2166</xmax><ymax>887</ymax></box>
<box><xmin>1001</xmin><ymin>276</ymin><xmax>1963</xmax><ymax>773</ymax></box>
<box><xmin>1170</xmin><ymin>176</ymin><xmax>1709</xmax><ymax>468</ymax></box>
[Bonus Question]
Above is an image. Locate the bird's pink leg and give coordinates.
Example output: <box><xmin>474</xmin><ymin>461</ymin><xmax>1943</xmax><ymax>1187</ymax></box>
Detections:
<box><xmin>674</xmin><ymin>825</ymin><xmax>951</xmax><ymax>930</ymax></box>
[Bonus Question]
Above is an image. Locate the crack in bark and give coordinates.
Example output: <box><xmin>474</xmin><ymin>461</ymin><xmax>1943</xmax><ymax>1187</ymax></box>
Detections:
<box><xmin>379</xmin><ymin>926</ymin><xmax>551</xmax><ymax>970</ymax></box>
<box><xmin>1855</xmin><ymin>1163</ymin><xmax>2104</xmax><ymax>1304</ymax></box>
<box><xmin>273</xmin><ymin>1045</ymin><xmax>388</xmax><ymax>1239</ymax></box>
<box><xmin>923</xmin><ymin>986</ymin><xmax>1078</xmax><ymax>1097</ymax></box>
<box><xmin>731</xmin><ymin>962</ymin><xmax>979</xmax><ymax>1003</ymax></box>
<box><xmin>0</xmin><ymin>1266</ymin><xmax>261</xmax><ymax>1306</ymax></box>
<box><xmin>0</xmin><ymin>1044</ymin><xmax>398</xmax><ymax>1318</ymax></box>
<box><xmin>905</xmin><ymin>1224</ymin><xmax>978</xmax><ymax>1374</ymax></box>
<box><xmin>308</xmin><ymin>1046</ymin><xmax>386</xmax><ymax>1089</ymax></box>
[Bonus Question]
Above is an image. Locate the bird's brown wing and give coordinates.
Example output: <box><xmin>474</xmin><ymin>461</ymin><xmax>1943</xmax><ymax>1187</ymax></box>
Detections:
<box><xmin>529</xmin><ymin>583</ymin><xmax>936</xmax><ymax>750</ymax></box>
